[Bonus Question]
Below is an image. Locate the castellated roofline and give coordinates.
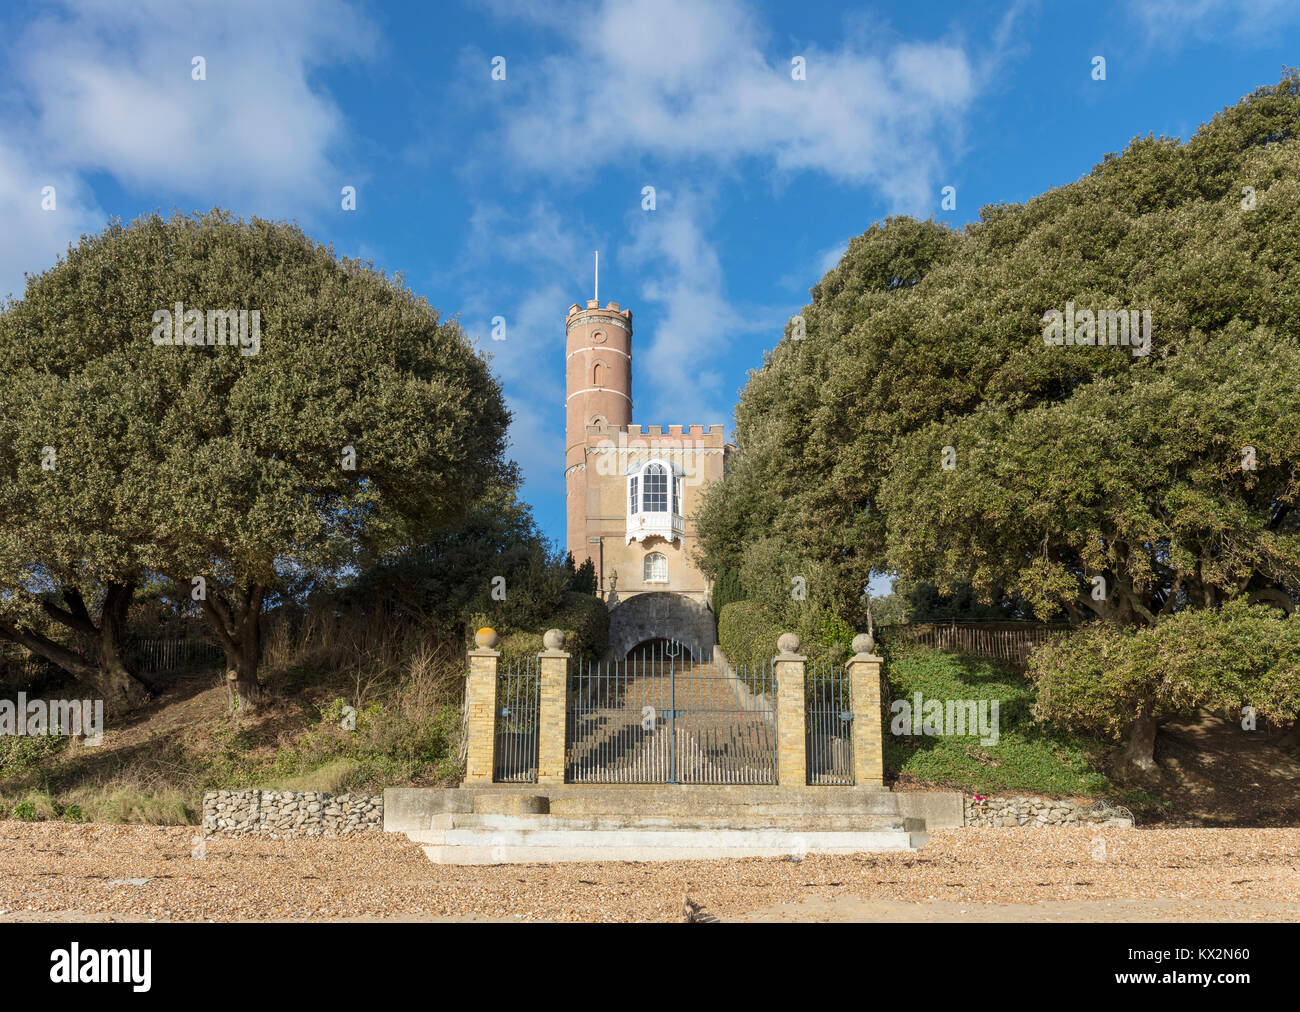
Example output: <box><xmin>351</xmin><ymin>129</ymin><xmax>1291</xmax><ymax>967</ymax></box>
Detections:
<box><xmin>623</xmin><ymin>423</ymin><xmax>725</xmax><ymax>436</ymax></box>
<box><xmin>566</xmin><ymin>301</ymin><xmax>633</xmax><ymax>322</ymax></box>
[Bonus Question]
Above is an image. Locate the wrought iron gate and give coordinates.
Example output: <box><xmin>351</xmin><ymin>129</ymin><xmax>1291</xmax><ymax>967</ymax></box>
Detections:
<box><xmin>805</xmin><ymin>660</ymin><xmax>854</xmax><ymax>785</ymax></box>
<box><xmin>566</xmin><ymin>639</ymin><xmax>776</xmax><ymax>784</ymax></box>
<box><xmin>493</xmin><ymin>657</ymin><xmax>540</xmax><ymax>783</ymax></box>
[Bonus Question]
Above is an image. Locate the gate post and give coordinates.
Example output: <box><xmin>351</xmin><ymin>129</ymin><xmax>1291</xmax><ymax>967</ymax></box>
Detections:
<box><xmin>774</xmin><ymin>633</ymin><xmax>807</xmax><ymax>786</ymax></box>
<box><xmin>537</xmin><ymin>629</ymin><xmax>570</xmax><ymax>785</ymax></box>
<box><xmin>464</xmin><ymin>628</ymin><xmax>501</xmax><ymax>784</ymax></box>
<box><xmin>847</xmin><ymin>633</ymin><xmax>885</xmax><ymax>787</ymax></box>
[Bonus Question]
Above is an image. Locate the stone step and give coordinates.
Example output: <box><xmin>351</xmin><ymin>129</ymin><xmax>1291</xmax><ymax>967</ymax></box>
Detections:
<box><xmin>417</xmin><ymin>828</ymin><xmax>926</xmax><ymax>864</ymax></box>
<box><xmin>409</xmin><ymin>812</ymin><xmax>912</xmax><ymax>836</ymax></box>
<box><xmin>385</xmin><ymin>786</ymin><xmax>902</xmax><ymax>831</ymax></box>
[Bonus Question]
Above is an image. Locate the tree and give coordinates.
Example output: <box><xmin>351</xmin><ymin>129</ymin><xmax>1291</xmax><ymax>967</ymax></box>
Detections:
<box><xmin>1030</xmin><ymin>600</ymin><xmax>1300</xmax><ymax>772</ymax></box>
<box><xmin>566</xmin><ymin>554</ymin><xmax>597</xmax><ymax>596</ymax></box>
<box><xmin>347</xmin><ymin>473</ymin><xmax>569</xmax><ymax>635</ymax></box>
<box><xmin>709</xmin><ymin>566</ymin><xmax>744</xmax><ymax>620</ymax></box>
<box><xmin>0</xmin><ymin>210</ymin><xmax>510</xmax><ymax>710</ymax></box>
<box><xmin>701</xmin><ymin>72</ymin><xmax>1300</xmax><ymax>620</ymax></box>
<box><xmin>696</xmin><ymin>73</ymin><xmax>1300</xmax><ymax>755</ymax></box>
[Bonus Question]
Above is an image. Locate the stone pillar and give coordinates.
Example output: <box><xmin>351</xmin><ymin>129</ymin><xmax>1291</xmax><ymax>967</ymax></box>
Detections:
<box><xmin>847</xmin><ymin>633</ymin><xmax>885</xmax><ymax>788</ymax></box>
<box><xmin>774</xmin><ymin>632</ymin><xmax>807</xmax><ymax>787</ymax></box>
<box><xmin>537</xmin><ymin>629</ymin><xmax>570</xmax><ymax>785</ymax></box>
<box><xmin>464</xmin><ymin>628</ymin><xmax>501</xmax><ymax>784</ymax></box>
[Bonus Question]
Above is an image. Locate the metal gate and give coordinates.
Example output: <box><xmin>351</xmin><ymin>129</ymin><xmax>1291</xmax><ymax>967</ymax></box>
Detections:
<box><xmin>493</xmin><ymin>657</ymin><xmax>539</xmax><ymax>783</ymax></box>
<box><xmin>566</xmin><ymin>639</ymin><xmax>776</xmax><ymax>784</ymax></box>
<box><xmin>806</xmin><ymin>660</ymin><xmax>854</xmax><ymax>785</ymax></box>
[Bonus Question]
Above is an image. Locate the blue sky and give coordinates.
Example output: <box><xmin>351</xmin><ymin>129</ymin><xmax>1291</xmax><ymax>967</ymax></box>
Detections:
<box><xmin>1</xmin><ymin>0</ymin><xmax>1297</xmax><ymax>553</ymax></box>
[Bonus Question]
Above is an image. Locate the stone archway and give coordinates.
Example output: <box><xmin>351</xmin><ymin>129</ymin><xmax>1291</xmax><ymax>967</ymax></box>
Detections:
<box><xmin>606</xmin><ymin>592</ymin><xmax>716</xmax><ymax>661</ymax></box>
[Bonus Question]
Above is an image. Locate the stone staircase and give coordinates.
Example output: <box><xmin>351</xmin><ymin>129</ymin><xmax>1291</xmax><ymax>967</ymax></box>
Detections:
<box><xmin>386</xmin><ymin>786</ymin><xmax>929</xmax><ymax>864</ymax></box>
<box><xmin>565</xmin><ymin>658</ymin><xmax>776</xmax><ymax>784</ymax></box>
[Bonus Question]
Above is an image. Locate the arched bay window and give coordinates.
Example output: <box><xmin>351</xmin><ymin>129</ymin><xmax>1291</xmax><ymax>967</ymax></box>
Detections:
<box><xmin>625</xmin><ymin>458</ymin><xmax>684</xmax><ymax>544</ymax></box>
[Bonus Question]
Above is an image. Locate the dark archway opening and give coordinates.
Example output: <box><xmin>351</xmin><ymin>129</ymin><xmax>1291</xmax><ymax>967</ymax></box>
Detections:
<box><xmin>625</xmin><ymin>638</ymin><xmax>697</xmax><ymax>663</ymax></box>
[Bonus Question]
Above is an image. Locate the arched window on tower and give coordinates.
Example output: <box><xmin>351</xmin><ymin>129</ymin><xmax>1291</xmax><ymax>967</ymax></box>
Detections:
<box><xmin>592</xmin><ymin>361</ymin><xmax>605</xmax><ymax>386</ymax></box>
<box><xmin>644</xmin><ymin>552</ymin><xmax>668</xmax><ymax>584</ymax></box>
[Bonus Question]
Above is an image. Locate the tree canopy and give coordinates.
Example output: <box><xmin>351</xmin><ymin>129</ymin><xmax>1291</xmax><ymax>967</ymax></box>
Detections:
<box><xmin>696</xmin><ymin>72</ymin><xmax>1300</xmax><ymax>630</ymax></box>
<box><xmin>0</xmin><ymin>210</ymin><xmax>510</xmax><ymax>709</ymax></box>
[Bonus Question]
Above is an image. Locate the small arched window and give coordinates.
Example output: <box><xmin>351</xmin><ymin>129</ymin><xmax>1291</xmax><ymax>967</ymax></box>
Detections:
<box><xmin>592</xmin><ymin>361</ymin><xmax>605</xmax><ymax>386</ymax></box>
<box><xmin>644</xmin><ymin>552</ymin><xmax>668</xmax><ymax>583</ymax></box>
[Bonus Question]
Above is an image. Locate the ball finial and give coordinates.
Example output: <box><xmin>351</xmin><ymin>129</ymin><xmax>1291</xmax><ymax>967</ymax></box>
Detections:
<box><xmin>852</xmin><ymin>633</ymin><xmax>876</xmax><ymax>655</ymax></box>
<box><xmin>543</xmin><ymin>629</ymin><xmax>566</xmax><ymax>651</ymax></box>
<box><xmin>475</xmin><ymin>627</ymin><xmax>498</xmax><ymax>649</ymax></box>
<box><xmin>777</xmin><ymin>632</ymin><xmax>801</xmax><ymax>654</ymax></box>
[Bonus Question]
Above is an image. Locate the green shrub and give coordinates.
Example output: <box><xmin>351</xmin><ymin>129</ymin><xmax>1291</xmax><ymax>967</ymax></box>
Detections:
<box><xmin>61</xmin><ymin>804</ymin><xmax>86</xmax><ymax>823</ymax></box>
<box><xmin>718</xmin><ymin>600</ymin><xmax>851</xmax><ymax>668</ymax></box>
<box><xmin>0</xmin><ymin>733</ymin><xmax>70</xmax><ymax>781</ymax></box>
<box><xmin>718</xmin><ymin>600</ymin><xmax>782</xmax><ymax>669</ymax></box>
<box><xmin>710</xmin><ymin>567</ymin><xmax>745</xmax><ymax>630</ymax></box>
<box><xmin>9</xmin><ymin>800</ymin><xmax>37</xmax><ymax>821</ymax></box>
<box><xmin>490</xmin><ymin>591</ymin><xmax>609</xmax><ymax>664</ymax></box>
<box><xmin>1030</xmin><ymin>600</ymin><xmax>1300</xmax><ymax>742</ymax></box>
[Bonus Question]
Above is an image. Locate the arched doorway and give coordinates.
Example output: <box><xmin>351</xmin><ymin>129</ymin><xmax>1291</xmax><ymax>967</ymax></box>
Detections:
<box><xmin>625</xmin><ymin>637</ymin><xmax>697</xmax><ymax>663</ymax></box>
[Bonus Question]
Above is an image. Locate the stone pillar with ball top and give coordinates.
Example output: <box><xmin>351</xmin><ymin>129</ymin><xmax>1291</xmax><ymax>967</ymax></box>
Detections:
<box><xmin>847</xmin><ymin>633</ymin><xmax>885</xmax><ymax>787</ymax></box>
<box><xmin>464</xmin><ymin>627</ymin><xmax>500</xmax><ymax>784</ymax></box>
<box><xmin>774</xmin><ymin>632</ymin><xmax>807</xmax><ymax>786</ymax></box>
<box><xmin>537</xmin><ymin>629</ymin><xmax>570</xmax><ymax>785</ymax></box>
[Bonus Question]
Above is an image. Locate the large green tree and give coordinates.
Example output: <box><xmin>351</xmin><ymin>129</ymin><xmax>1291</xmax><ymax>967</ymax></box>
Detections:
<box><xmin>699</xmin><ymin>72</ymin><xmax>1300</xmax><ymax>622</ymax></box>
<box><xmin>696</xmin><ymin>73</ymin><xmax>1300</xmax><ymax>767</ymax></box>
<box><xmin>0</xmin><ymin>210</ymin><xmax>510</xmax><ymax>710</ymax></box>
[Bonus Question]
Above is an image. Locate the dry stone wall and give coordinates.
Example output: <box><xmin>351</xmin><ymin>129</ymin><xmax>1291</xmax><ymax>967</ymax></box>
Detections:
<box><xmin>965</xmin><ymin>795</ymin><xmax>1134</xmax><ymax>828</ymax></box>
<box><xmin>202</xmin><ymin>789</ymin><xmax>382</xmax><ymax>838</ymax></box>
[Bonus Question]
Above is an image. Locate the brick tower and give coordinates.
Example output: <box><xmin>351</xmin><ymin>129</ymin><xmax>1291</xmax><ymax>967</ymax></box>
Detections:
<box><xmin>565</xmin><ymin>299</ymin><xmax>633</xmax><ymax>562</ymax></box>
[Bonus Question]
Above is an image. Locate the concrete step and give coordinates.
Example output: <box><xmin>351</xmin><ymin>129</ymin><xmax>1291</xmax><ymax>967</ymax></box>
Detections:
<box><xmin>385</xmin><ymin>786</ymin><xmax>905</xmax><ymax>831</ymax></box>
<box><xmin>413</xmin><ymin>812</ymin><xmax>911</xmax><ymax>834</ymax></box>
<box><xmin>418</xmin><ymin>828</ymin><xmax>927</xmax><ymax>864</ymax></box>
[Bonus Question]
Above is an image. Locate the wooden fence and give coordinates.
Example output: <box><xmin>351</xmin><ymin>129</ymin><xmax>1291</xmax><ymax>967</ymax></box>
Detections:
<box><xmin>880</xmin><ymin>621</ymin><xmax>1073</xmax><ymax>669</ymax></box>
<box><xmin>130</xmin><ymin>635</ymin><xmax>224</xmax><ymax>674</ymax></box>
<box><xmin>2</xmin><ymin>633</ymin><xmax>223</xmax><ymax>684</ymax></box>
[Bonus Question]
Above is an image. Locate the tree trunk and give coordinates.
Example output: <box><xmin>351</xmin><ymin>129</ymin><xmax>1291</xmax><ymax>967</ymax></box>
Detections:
<box><xmin>1119</xmin><ymin>708</ymin><xmax>1158</xmax><ymax>773</ymax></box>
<box><xmin>97</xmin><ymin>582</ymin><xmax>149</xmax><ymax>710</ymax></box>
<box><xmin>0</xmin><ymin>581</ymin><xmax>149</xmax><ymax>713</ymax></box>
<box><xmin>201</xmin><ymin>583</ymin><xmax>266</xmax><ymax>713</ymax></box>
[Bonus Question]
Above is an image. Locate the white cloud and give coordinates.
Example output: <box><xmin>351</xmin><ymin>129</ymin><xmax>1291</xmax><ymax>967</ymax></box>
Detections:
<box><xmin>1127</xmin><ymin>0</ymin><xmax>1300</xmax><ymax>42</ymax></box>
<box><xmin>12</xmin><ymin>0</ymin><xmax>374</xmax><ymax>205</ymax></box>
<box><xmin>621</xmin><ymin>188</ymin><xmax>780</xmax><ymax>429</ymax></box>
<box><xmin>0</xmin><ymin>0</ymin><xmax>376</xmax><ymax>294</ymax></box>
<box><xmin>0</xmin><ymin>148</ymin><xmax>103</xmax><ymax>303</ymax></box>
<box><xmin>483</xmin><ymin>0</ymin><xmax>979</xmax><ymax>210</ymax></box>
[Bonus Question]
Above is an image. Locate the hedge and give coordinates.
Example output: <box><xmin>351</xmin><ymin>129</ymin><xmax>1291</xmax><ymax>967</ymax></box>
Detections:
<box><xmin>718</xmin><ymin>600</ymin><xmax>855</xmax><ymax>668</ymax></box>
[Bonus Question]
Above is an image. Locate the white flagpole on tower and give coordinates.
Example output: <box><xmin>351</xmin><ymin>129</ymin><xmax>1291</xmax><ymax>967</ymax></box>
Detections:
<box><xmin>594</xmin><ymin>250</ymin><xmax>599</xmax><ymax>303</ymax></box>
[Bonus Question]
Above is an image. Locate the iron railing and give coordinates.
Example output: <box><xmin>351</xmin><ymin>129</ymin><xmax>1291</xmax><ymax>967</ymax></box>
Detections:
<box><xmin>493</xmin><ymin>657</ymin><xmax>540</xmax><ymax>783</ymax></box>
<box><xmin>565</xmin><ymin>639</ymin><xmax>777</xmax><ymax>784</ymax></box>
<box><xmin>805</xmin><ymin>660</ymin><xmax>854</xmax><ymax>785</ymax></box>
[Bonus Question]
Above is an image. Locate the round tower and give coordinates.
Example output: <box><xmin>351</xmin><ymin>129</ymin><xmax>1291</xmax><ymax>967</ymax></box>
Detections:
<box><xmin>565</xmin><ymin>299</ymin><xmax>633</xmax><ymax>565</ymax></box>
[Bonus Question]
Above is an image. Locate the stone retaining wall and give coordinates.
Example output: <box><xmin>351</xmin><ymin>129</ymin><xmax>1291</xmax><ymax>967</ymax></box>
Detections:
<box><xmin>201</xmin><ymin>789</ymin><xmax>383</xmax><ymax>838</ymax></box>
<box><xmin>965</xmin><ymin>795</ymin><xmax>1134</xmax><ymax>828</ymax></box>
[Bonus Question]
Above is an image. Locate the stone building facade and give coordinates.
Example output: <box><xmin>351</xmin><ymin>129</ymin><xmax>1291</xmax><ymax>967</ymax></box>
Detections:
<box><xmin>563</xmin><ymin>298</ymin><xmax>730</xmax><ymax>658</ymax></box>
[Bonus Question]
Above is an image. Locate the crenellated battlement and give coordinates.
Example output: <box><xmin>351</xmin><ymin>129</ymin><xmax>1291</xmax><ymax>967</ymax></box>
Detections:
<box><xmin>566</xmin><ymin>301</ymin><xmax>633</xmax><ymax>325</ymax></box>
